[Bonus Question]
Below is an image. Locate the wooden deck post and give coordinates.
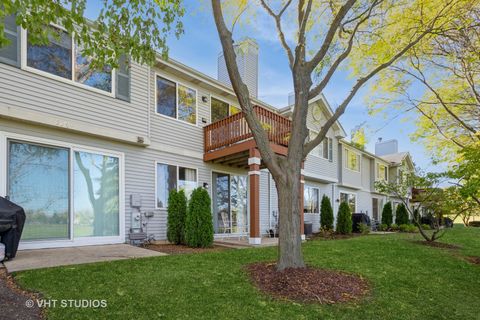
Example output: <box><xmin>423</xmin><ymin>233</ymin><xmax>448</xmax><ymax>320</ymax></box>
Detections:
<box><xmin>248</xmin><ymin>148</ymin><xmax>261</xmax><ymax>245</ymax></box>
<box><xmin>300</xmin><ymin>161</ymin><xmax>305</xmax><ymax>240</ymax></box>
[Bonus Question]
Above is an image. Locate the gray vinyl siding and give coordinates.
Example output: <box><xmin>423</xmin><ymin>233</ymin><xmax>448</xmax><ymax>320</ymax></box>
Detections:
<box><xmin>361</xmin><ymin>157</ymin><xmax>372</xmax><ymax>190</ymax></box>
<box><xmin>0</xmin><ymin>62</ymin><xmax>149</xmax><ymax>137</ymax></box>
<box><xmin>259</xmin><ymin>171</ymin><xmax>270</xmax><ymax>236</ymax></box>
<box><xmin>304</xmin><ymin>180</ymin><xmax>332</xmax><ymax>232</ymax></box>
<box><xmin>340</xmin><ymin>144</ymin><xmax>362</xmax><ymax>189</ymax></box>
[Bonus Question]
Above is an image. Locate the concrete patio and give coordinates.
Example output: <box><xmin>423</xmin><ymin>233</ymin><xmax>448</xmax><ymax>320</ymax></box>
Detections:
<box><xmin>3</xmin><ymin>244</ymin><xmax>167</xmax><ymax>272</ymax></box>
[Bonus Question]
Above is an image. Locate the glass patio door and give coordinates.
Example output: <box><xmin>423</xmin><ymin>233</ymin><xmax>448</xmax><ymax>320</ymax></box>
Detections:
<box><xmin>8</xmin><ymin>141</ymin><xmax>70</xmax><ymax>241</ymax></box>
<box><xmin>6</xmin><ymin>139</ymin><xmax>121</xmax><ymax>245</ymax></box>
<box><xmin>212</xmin><ymin>172</ymin><xmax>248</xmax><ymax>234</ymax></box>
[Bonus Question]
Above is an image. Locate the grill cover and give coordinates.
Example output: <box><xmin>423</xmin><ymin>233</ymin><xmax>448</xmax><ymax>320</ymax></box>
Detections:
<box><xmin>0</xmin><ymin>197</ymin><xmax>26</xmax><ymax>259</ymax></box>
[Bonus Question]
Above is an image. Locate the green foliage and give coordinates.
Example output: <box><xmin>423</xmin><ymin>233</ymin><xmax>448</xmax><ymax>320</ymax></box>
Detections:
<box><xmin>390</xmin><ymin>224</ymin><xmax>399</xmax><ymax>231</ymax></box>
<box><xmin>381</xmin><ymin>202</ymin><xmax>393</xmax><ymax>226</ymax></box>
<box><xmin>421</xmin><ymin>224</ymin><xmax>431</xmax><ymax>230</ymax></box>
<box><xmin>0</xmin><ymin>0</ymin><xmax>185</xmax><ymax>68</ymax></box>
<box><xmin>185</xmin><ymin>188</ymin><xmax>214</xmax><ymax>248</ymax></box>
<box><xmin>399</xmin><ymin>224</ymin><xmax>417</xmax><ymax>233</ymax></box>
<box><xmin>167</xmin><ymin>189</ymin><xmax>187</xmax><ymax>245</ymax></box>
<box><xmin>358</xmin><ymin>222</ymin><xmax>370</xmax><ymax>235</ymax></box>
<box><xmin>336</xmin><ymin>202</ymin><xmax>352</xmax><ymax>234</ymax></box>
<box><xmin>320</xmin><ymin>195</ymin><xmax>334</xmax><ymax>230</ymax></box>
<box><xmin>395</xmin><ymin>203</ymin><xmax>409</xmax><ymax>225</ymax></box>
<box><xmin>379</xmin><ymin>223</ymin><xmax>388</xmax><ymax>231</ymax></box>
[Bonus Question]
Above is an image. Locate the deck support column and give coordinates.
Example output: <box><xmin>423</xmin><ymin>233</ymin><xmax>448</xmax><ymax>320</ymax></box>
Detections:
<box><xmin>248</xmin><ymin>148</ymin><xmax>261</xmax><ymax>245</ymax></box>
<box><xmin>300</xmin><ymin>162</ymin><xmax>305</xmax><ymax>241</ymax></box>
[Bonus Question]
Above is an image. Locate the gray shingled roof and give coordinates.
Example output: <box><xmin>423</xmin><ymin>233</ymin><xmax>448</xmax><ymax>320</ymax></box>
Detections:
<box><xmin>380</xmin><ymin>152</ymin><xmax>409</xmax><ymax>165</ymax></box>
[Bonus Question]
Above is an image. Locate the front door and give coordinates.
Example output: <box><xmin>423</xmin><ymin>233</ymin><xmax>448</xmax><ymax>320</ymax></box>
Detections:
<box><xmin>212</xmin><ymin>172</ymin><xmax>248</xmax><ymax>234</ymax></box>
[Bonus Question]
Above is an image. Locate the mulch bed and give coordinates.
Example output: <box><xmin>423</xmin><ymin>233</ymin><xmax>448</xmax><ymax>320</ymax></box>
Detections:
<box><xmin>466</xmin><ymin>256</ymin><xmax>480</xmax><ymax>265</ymax></box>
<box><xmin>309</xmin><ymin>232</ymin><xmax>363</xmax><ymax>241</ymax></box>
<box><xmin>144</xmin><ymin>244</ymin><xmax>228</xmax><ymax>255</ymax></box>
<box><xmin>0</xmin><ymin>267</ymin><xmax>44</xmax><ymax>320</ymax></box>
<box><xmin>245</xmin><ymin>262</ymin><xmax>370</xmax><ymax>304</ymax></box>
<box><xmin>414</xmin><ymin>240</ymin><xmax>462</xmax><ymax>250</ymax></box>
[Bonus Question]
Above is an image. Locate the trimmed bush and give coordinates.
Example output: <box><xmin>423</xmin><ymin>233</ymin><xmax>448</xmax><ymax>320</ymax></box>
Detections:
<box><xmin>395</xmin><ymin>203</ymin><xmax>409</xmax><ymax>225</ymax></box>
<box><xmin>407</xmin><ymin>224</ymin><xmax>418</xmax><ymax>233</ymax></box>
<box><xmin>167</xmin><ymin>189</ymin><xmax>187</xmax><ymax>245</ymax></box>
<box><xmin>379</xmin><ymin>223</ymin><xmax>388</xmax><ymax>231</ymax></box>
<box><xmin>399</xmin><ymin>224</ymin><xmax>409</xmax><ymax>232</ymax></box>
<box><xmin>185</xmin><ymin>187</ymin><xmax>214</xmax><ymax>248</ymax></box>
<box><xmin>381</xmin><ymin>202</ymin><xmax>393</xmax><ymax>226</ymax></box>
<box><xmin>390</xmin><ymin>223</ymin><xmax>399</xmax><ymax>231</ymax></box>
<box><xmin>336</xmin><ymin>202</ymin><xmax>352</xmax><ymax>234</ymax></box>
<box><xmin>358</xmin><ymin>222</ymin><xmax>370</xmax><ymax>235</ymax></box>
<box><xmin>320</xmin><ymin>195</ymin><xmax>334</xmax><ymax>230</ymax></box>
<box><xmin>421</xmin><ymin>223</ymin><xmax>431</xmax><ymax>230</ymax></box>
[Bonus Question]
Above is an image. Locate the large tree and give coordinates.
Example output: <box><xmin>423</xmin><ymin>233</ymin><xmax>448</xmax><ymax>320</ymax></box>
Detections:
<box><xmin>211</xmin><ymin>0</ymin><xmax>472</xmax><ymax>269</ymax></box>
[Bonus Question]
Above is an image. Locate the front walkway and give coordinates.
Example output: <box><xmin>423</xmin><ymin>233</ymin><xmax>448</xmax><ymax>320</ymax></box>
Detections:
<box><xmin>3</xmin><ymin>244</ymin><xmax>166</xmax><ymax>272</ymax></box>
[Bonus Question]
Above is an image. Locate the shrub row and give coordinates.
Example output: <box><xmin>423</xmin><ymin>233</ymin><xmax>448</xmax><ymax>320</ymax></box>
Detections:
<box><xmin>167</xmin><ymin>188</ymin><xmax>214</xmax><ymax>248</ymax></box>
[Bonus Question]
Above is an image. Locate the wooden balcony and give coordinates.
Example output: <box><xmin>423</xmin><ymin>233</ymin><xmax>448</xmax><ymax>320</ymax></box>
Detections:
<box><xmin>203</xmin><ymin>106</ymin><xmax>291</xmax><ymax>168</ymax></box>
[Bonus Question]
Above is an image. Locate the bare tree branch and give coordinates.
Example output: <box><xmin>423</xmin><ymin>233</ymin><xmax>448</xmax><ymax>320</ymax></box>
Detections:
<box><xmin>211</xmin><ymin>0</ymin><xmax>284</xmax><ymax>179</ymax></box>
<box><xmin>259</xmin><ymin>0</ymin><xmax>294</xmax><ymax>68</ymax></box>
<box><xmin>306</xmin><ymin>0</ymin><xmax>357</xmax><ymax>73</ymax></box>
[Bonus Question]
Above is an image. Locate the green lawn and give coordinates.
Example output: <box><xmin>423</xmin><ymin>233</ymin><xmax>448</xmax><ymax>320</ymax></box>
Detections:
<box><xmin>14</xmin><ymin>226</ymin><xmax>480</xmax><ymax>320</ymax></box>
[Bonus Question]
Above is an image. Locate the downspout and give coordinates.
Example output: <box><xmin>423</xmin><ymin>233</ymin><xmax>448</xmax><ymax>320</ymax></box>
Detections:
<box><xmin>147</xmin><ymin>65</ymin><xmax>151</xmax><ymax>139</ymax></box>
<box><xmin>268</xmin><ymin>172</ymin><xmax>271</xmax><ymax>230</ymax></box>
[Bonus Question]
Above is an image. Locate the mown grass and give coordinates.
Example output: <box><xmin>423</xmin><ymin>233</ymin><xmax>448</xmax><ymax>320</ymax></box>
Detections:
<box><xmin>14</xmin><ymin>226</ymin><xmax>480</xmax><ymax>320</ymax></box>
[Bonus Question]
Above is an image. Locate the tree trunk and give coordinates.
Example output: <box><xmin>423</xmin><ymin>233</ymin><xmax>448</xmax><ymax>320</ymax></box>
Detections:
<box><xmin>275</xmin><ymin>166</ymin><xmax>305</xmax><ymax>271</ymax></box>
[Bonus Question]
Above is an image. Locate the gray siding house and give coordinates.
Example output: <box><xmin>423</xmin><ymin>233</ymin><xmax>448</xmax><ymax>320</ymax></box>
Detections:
<box><xmin>0</xmin><ymin>20</ymin><xmax>414</xmax><ymax>249</ymax></box>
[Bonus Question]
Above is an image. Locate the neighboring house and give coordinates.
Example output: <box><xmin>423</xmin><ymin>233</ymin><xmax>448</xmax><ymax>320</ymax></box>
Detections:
<box><xmin>0</xmin><ymin>20</ymin><xmax>416</xmax><ymax>250</ymax></box>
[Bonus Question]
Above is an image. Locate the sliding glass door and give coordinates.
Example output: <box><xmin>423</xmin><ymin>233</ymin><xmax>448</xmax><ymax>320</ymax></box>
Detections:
<box><xmin>212</xmin><ymin>172</ymin><xmax>248</xmax><ymax>234</ymax></box>
<box><xmin>8</xmin><ymin>141</ymin><xmax>70</xmax><ymax>240</ymax></box>
<box><xmin>6</xmin><ymin>138</ymin><xmax>122</xmax><ymax>245</ymax></box>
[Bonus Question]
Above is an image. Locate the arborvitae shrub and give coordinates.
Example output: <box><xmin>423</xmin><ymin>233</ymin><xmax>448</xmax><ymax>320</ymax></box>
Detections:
<box><xmin>395</xmin><ymin>203</ymin><xmax>409</xmax><ymax>225</ymax></box>
<box><xmin>167</xmin><ymin>189</ymin><xmax>187</xmax><ymax>244</ymax></box>
<box><xmin>185</xmin><ymin>188</ymin><xmax>214</xmax><ymax>248</ymax></box>
<box><xmin>320</xmin><ymin>195</ymin><xmax>334</xmax><ymax>230</ymax></box>
<box><xmin>336</xmin><ymin>202</ymin><xmax>352</xmax><ymax>234</ymax></box>
<box><xmin>381</xmin><ymin>202</ymin><xmax>393</xmax><ymax>226</ymax></box>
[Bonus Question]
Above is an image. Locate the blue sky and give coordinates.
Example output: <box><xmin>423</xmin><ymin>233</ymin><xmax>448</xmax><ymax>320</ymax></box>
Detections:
<box><xmin>85</xmin><ymin>0</ymin><xmax>440</xmax><ymax>172</ymax></box>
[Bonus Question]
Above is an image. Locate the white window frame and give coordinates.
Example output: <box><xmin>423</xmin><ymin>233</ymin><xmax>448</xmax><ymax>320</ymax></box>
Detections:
<box><xmin>339</xmin><ymin>191</ymin><xmax>357</xmax><ymax>213</ymax></box>
<box><xmin>345</xmin><ymin>147</ymin><xmax>361</xmax><ymax>172</ymax></box>
<box><xmin>209</xmin><ymin>94</ymin><xmax>240</xmax><ymax>124</ymax></box>
<box><xmin>308</xmin><ymin>130</ymin><xmax>333</xmax><ymax>162</ymax></box>
<box><xmin>376</xmin><ymin>162</ymin><xmax>388</xmax><ymax>181</ymax></box>
<box><xmin>155</xmin><ymin>73</ymin><xmax>198</xmax><ymax>127</ymax></box>
<box><xmin>20</xmin><ymin>24</ymin><xmax>117</xmax><ymax>98</ymax></box>
<box><xmin>154</xmin><ymin>161</ymin><xmax>199</xmax><ymax>209</ymax></box>
<box><xmin>0</xmin><ymin>130</ymin><xmax>125</xmax><ymax>250</ymax></box>
<box><xmin>304</xmin><ymin>185</ymin><xmax>320</xmax><ymax>214</ymax></box>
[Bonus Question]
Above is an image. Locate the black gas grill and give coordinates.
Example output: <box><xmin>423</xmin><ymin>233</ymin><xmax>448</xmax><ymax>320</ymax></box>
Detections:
<box><xmin>0</xmin><ymin>197</ymin><xmax>26</xmax><ymax>260</ymax></box>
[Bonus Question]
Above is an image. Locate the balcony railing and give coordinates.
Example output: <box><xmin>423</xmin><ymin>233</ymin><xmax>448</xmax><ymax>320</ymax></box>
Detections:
<box><xmin>204</xmin><ymin>106</ymin><xmax>291</xmax><ymax>153</ymax></box>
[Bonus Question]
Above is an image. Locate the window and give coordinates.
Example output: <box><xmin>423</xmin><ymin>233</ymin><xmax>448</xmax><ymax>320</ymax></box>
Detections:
<box><xmin>345</xmin><ymin>148</ymin><xmax>360</xmax><ymax>171</ymax></box>
<box><xmin>304</xmin><ymin>186</ymin><xmax>319</xmax><ymax>214</ymax></box>
<box><xmin>156</xmin><ymin>163</ymin><xmax>197</xmax><ymax>208</ymax></box>
<box><xmin>377</xmin><ymin>163</ymin><xmax>388</xmax><ymax>181</ymax></box>
<box><xmin>0</xmin><ymin>14</ymin><xmax>20</xmax><ymax>66</ymax></box>
<box><xmin>340</xmin><ymin>192</ymin><xmax>356</xmax><ymax>213</ymax></box>
<box><xmin>75</xmin><ymin>45</ymin><xmax>112</xmax><ymax>92</ymax></box>
<box><xmin>177</xmin><ymin>84</ymin><xmax>197</xmax><ymax>124</ymax></box>
<box><xmin>210</xmin><ymin>97</ymin><xmax>240</xmax><ymax>123</ymax></box>
<box><xmin>19</xmin><ymin>24</ymin><xmax>130</xmax><ymax>97</ymax></box>
<box><xmin>27</xmin><ymin>26</ymin><xmax>72</xmax><ymax>79</ymax></box>
<box><xmin>156</xmin><ymin>75</ymin><xmax>197</xmax><ymax>124</ymax></box>
<box><xmin>307</xmin><ymin>131</ymin><xmax>333</xmax><ymax>161</ymax></box>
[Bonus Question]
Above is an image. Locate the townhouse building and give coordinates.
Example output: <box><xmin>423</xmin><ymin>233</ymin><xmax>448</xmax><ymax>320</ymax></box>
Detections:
<box><xmin>0</xmin><ymin>20</ymin><xmax>414</xmax><ymax>249</ymax></box>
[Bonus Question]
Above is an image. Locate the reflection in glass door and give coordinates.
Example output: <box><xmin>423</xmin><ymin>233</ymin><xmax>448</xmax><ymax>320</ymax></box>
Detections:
<box><xmin>8</xmin><ymin>141</ymin><xmax>70</xmax><ymax>240</ymax></box>
<box><xmin>212</xmin><ymin>172</ymin><xmax>248</xmax><ymax>234</ymax></box>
